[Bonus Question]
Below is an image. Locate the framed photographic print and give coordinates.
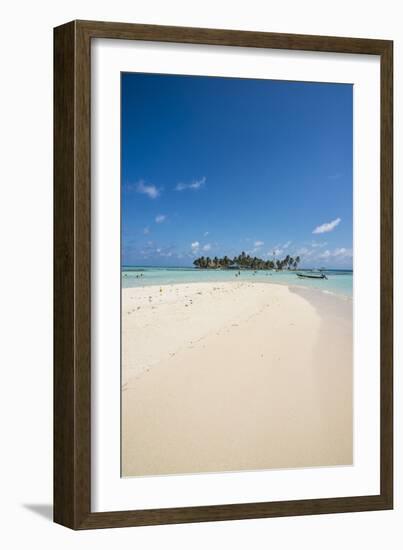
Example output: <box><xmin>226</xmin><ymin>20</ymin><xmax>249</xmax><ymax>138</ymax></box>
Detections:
<box><xmin>54</xmin><ymin>20</ymin><xmax>393</xmax><ymax>529</ymax></box>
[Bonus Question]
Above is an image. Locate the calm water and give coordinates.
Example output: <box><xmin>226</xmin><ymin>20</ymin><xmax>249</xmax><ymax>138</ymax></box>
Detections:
<box><xmin>122</xmin><ymin>267</ymin><xmax>353</xmax><ymax>297</ymax></box>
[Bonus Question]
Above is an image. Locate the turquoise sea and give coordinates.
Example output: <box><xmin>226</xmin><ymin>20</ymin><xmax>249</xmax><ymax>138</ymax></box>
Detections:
<box><xmin>122</xmin><ymin>267</ymin><xmax>353</xmax><ymax>297</ymax></box>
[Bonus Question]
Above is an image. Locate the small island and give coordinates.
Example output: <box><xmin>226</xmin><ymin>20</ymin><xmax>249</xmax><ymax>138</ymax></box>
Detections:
<box><xmin>193</xmin><ymin>251</ymin><xmax>301</xmax><ymax>270</ymax></box>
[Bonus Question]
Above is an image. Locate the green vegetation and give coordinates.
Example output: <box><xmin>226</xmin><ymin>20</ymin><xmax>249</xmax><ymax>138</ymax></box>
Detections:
<box><xmin>193</xmin><ymin>252</ymin><xmax>300</xmax><ymax>270</ymax></box>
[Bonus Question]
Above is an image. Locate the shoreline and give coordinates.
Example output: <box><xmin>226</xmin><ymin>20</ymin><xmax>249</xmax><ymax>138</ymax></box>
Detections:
<box><xmin>122</xmin><ymin>270</ymin><xmax>353</xmax><ymax>299</ymax></box>
<box><xmin>122</xmin><ymin>281</ymin><xmax>352</xmax><ymax>477</ymax></box>
<box><xmin>124</xmin><ymin>277</ymin><xmax>353</xmax><ymax>300</ymax></box>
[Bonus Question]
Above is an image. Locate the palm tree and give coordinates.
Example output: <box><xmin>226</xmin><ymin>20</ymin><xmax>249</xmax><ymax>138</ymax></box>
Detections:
<box><xmin>288</xmin><ymin>256</ymin><xmax>294</xmax><ymax>270</ymax></box>
<box><xmin>239</xmin><ymin>251</ymin><xmax>246</xmax><ymax>268</ymax></box>
<box><xmin>193</xmin><ymin>252</ymin><xmax>300</xmax><ymax>271</ymax></box>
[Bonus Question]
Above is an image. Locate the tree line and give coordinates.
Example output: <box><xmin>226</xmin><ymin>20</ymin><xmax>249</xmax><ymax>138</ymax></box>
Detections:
<box><xmin>193</xmin><ymin>251</ymin><xmax>301</xmax><ymax>270</ymax></box>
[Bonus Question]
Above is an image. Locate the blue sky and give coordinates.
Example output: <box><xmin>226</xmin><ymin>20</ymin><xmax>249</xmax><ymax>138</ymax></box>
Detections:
<box><xmin>122</xmin><ymin>73</ymin><xmax>353</xmax><ymax>268</ymax></box>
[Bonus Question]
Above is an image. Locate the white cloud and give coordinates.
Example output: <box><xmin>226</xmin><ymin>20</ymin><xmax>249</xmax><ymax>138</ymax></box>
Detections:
<box><xmin>155</xmin><ymin>214</ymin><xmax>166</xmax><ymax>224</ymax></box>
<box><xmin>204</xmin><ymin>231</ymin><xmax>209</xmax><ymax>237</ymax></box>
<box><xmin>294</xmin><ymin>246</ymin><xmax>318</xmax><ymax>259</ymax></box>
<box><xmin>319</xmin><ymin>250</ymin><xmax>331</xmax><ymax>259</ymax></box>
<box><xmin>136</xmin><ymin>180</ymin><xmax>160</xmax><ymax>199</ymax></box>
<box><xmin>333</xmin><ymin>247</ymin><xmax>352</xmax><ymax>258</ymax></box>
<box><xmin>312</xmin><ymin>217</ymin><xmax>341</xmax><ymax>234</ymax></box>
<box><xmin>267</xmin><ymin>241</ymin><xmax>292</xmax><ymax>257</ymax></box>
<box><xmin>143</xmin><ymin>227</ymin><xmax>150</xmax><ymax>235</ymax></box>
<box><xmin>319</xmin><ymin>247</ymin><xmax>352</xmax><ymax>259</ymax></box>
<box><xmin>137</xmin><ymin>241</ymin><xmax>177</xmax><ymax>259</ymax></box>
<box><xmin>203</xmin><ymin>243</ymin><xmax>211</xmax><ymax>251</ymax></box>
<box><xmin>191</xmin><ymin>241</ymin><xmax>200</xmax><ymax>251</ymax></box>
<box><xmin>311</xmin><ymin>240</ymin><xmax>327</xmax><ymax>248</ymax></box>
<box><xmin>175</xmin><ymin>177</ymin><xmax>206</xmax><ymax>191</ymax></box>
<box><xmin>254</xmin><ymin>240</ymin><xmax>264</xmax><ymax>247</ymax></box>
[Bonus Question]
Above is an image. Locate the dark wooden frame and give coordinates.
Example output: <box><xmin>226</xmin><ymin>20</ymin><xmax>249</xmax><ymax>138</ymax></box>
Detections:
<box><xmin>54</xmin><ymin>20</ymin><xmax>393</xmax><ymax>530</ymax></box>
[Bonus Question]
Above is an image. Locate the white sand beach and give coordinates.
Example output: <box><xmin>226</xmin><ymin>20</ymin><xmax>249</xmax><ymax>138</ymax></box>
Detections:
<box><xmin>122</xmin><ymin>281</ymin><xmax>352</xmax><ymax>477</ymax></box>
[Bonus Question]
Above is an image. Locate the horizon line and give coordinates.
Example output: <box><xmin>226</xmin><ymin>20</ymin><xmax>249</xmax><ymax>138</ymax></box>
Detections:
<box><xmin>122</xmin><ymin>264</ymin><xmax>353</xmax><ymax>271</ymax></box>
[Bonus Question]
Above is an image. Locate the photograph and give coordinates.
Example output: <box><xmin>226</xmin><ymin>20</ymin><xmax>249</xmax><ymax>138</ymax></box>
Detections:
<box><xmin>121</xmin><ymin>72</ymin><xmax>354</xmax><ymax>477</ymax></box>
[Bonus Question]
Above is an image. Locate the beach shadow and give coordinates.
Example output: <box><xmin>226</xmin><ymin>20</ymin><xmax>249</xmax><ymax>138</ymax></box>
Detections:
<box><xmin>23</xmin><ymin>504</ymin><xmax>53</xmax><ymax>522</ymax></box>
